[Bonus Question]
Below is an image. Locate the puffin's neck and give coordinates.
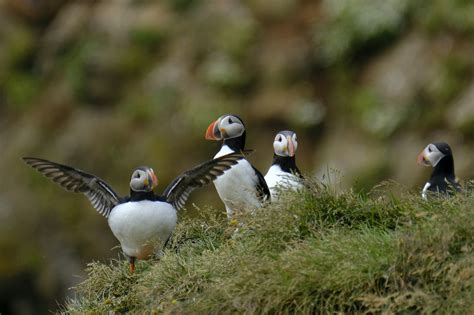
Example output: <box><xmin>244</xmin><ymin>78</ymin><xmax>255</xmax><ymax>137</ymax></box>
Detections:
<box><xmin>431</xmin><ymin>154</ymin><xmax>455</xmax><ymax>180</ymax></box>
<box><xmin>223</xmin><ymin>131</ymin><xmax>246</xmax><ymax>152</ymax></box>
<box><xmin>129</xmin><ymin>190</ymin><xmax>155</xmax><ymax>201</ymax></box>
<box><xmin>272</xmin><ymin>154</ymin><xmax>300</xmax><ymax>175</ymax></box>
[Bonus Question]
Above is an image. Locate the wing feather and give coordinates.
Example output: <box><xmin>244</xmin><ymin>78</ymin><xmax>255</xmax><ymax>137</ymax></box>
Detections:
<box><xmin>251</xmin><ymin>164</ymin><xmax>271</xmax><ymax>203</ymax></box>
<box><xmin>163</xmin><ymin>151</ymin><xmax>249</xmax><ymax>210</ymax></box>
<box><xmin>23</xmin><ymin>157</ymin><xmax>121</xmax><ymax>218</ymax></box>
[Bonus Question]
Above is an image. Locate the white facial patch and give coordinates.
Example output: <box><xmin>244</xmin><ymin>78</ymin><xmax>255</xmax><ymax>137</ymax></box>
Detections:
<box><xmin>130</xmin><ymin>170</ymin><xmax>149</xmax><ymax>192</ymax></box>
<box><xmin>273</xmin><ymin>134</ymin><xmax>289</xmax><ymax>156</ymax></box>
<box><xmin>273</xmin><ymin>132</ymin><xmax>298</xmax><ymax>157</ymax></box>
<box><xmin>219</xmin><ymin>115</ymin><xmax>245</xmax><ymax>139</ymax></box>
<box><xmin>423</xmin><ymin>144</ymin><xmax>445</xmax><ymax>167</ymax></box>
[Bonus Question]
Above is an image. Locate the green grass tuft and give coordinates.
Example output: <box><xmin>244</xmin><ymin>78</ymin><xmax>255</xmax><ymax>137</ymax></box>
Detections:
<box><xmin>61</xmin><ymin>181</ymin><xmax>474</xmax><ymax>314</ymax></box>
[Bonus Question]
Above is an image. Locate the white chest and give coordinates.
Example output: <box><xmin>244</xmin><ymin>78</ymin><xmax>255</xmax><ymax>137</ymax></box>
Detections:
<box><xmin>265</xmin><ymin>165</ymin><xmax>302</xmax><ymax>200</ymax></box>
<box><xmin>108</xmin><ymin>200</ymin><xmax>177</xmax><ymax>259</ymax></box>
<box><xmin>213</xmin><ymin>146</ymin><xmax>261</xmax><ymax>216</ymax></box>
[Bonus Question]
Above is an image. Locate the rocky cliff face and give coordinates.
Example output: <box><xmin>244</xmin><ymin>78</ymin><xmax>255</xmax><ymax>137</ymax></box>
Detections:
<box><xmin>0</xmin><ymin>0</ymin><xmax>473</xmax><ymax>312</ymax></box>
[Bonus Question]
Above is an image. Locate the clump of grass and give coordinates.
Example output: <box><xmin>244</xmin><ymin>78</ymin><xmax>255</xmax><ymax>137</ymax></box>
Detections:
<box><xmin>61</xmin><ymin>181</ymin><xmax>474</xmax><ymax>314</ymax></box>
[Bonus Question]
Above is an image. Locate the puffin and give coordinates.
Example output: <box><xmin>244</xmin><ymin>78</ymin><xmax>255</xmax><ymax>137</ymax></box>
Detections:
<box><xmin>23</xmin><ymin>151</ymin><xmax>245</xmax><ymax>272</ymax></box>
<box><xmin>264</xmin><ymin>130</ymin><xmax>303</xmax><ymax>200</ymax></box>
<box><xmin>205</xmin><ymin>114</ymin><xmax>270</xmax><ymax>217</ymax></box>
<box><xmin>417</xmin><ymin>141</ymin><xmax>461</xmax><ymax>199</ymax></box>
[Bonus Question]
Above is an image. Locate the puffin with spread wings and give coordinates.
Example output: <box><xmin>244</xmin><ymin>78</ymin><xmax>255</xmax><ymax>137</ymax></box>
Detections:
<box><xmin>23</xmin><ymin>152</ymin><xmax>246</xmax><ymax>272</ymax></box>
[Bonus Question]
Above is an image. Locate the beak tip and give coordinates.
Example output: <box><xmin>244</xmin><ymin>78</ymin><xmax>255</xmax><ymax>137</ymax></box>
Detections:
<box><xmin>148</xmin><ymin>170</ymin><xmax>158</xmax><ymax>188</ymax></box>
<box><xmin>205</xmin><ymin>120</ymin><xmax>220</xmax><ymax>140</ymax></box>
<box><xmin>417</xmin><ymin>152</ymin><xmax>430</xmax><ymax>167</ymax></box>
<box><xmin>287</xmin><ymin>136</ymin><xmax>295</xmax><ymax>157</ymax></box>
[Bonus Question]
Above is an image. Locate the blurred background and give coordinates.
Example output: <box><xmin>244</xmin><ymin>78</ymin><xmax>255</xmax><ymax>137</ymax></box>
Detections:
<box><xmin>0</xmin><ymin>0</ymin><xmax>473</xmax><ymax>313</ymax></box>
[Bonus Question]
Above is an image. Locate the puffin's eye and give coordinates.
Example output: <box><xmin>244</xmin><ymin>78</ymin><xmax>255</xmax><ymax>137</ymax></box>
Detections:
<box><xmin>228</xmin><ymin>117</ymin><xmax>233</xmax><ymax>124</ymax></box>
<box><xmin>428</xmin><ymin>146</ymin><xmax>432</xmax><ymax>153</ymax></box>
<box><xmin>279</xmin><ymin>136</ymin><xmax>283</xmax><ymax>142</ymax></box>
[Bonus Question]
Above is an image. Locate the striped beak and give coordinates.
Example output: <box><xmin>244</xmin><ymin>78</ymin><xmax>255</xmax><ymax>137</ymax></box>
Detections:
<box><xmin>417</xmin><ymin>150</ymin><xmax>430</xmax><ymax>167</ymax></box>
<box><xmin>148</xmin><ymin>169</ymin><xmax>159</xmax><ymax>188</ymax></box>
<box><xmin>205</xmin><ymin>119</ymin><xmax>222</xmax><ymax>140</ymax></box>
<box><xmin>287</xmin><ymin>135</ymin><xmax>295</xmax><ymax>157</ymax></box>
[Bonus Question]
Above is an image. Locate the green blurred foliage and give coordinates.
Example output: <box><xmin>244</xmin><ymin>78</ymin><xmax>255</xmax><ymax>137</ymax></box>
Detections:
<box><xmin>419</xmin><ymin>0</ymin><xmax>474</xmax><ymax>34</ymax></box>
<box><xmin>313</xmin><ymin>0</ymin><xmax>412</xmax><ymax>65</ymax></box>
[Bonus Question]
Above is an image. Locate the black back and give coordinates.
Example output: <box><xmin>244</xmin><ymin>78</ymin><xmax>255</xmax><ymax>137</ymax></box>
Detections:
<box><xmin>427</xmin><ymin>153</ymin><xmax>461</xmax><ymax>195</ymax></box>
<box><xmin>251</xmin><ymin>165</ymin><xmax>271</xmax><ymax>202</ymax></box>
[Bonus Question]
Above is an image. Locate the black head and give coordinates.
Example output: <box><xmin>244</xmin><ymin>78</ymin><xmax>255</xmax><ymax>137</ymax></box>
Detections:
<box><xmin>432</xmin><ymin>142</ymin><xmax>452</xmax><ymax>155</ymax></box>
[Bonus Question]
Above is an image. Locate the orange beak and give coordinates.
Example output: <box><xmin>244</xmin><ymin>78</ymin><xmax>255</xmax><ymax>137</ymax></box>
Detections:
<box><xmin>287</xmin><ymin>136</ymin><xmax>295</xmax><ymax>157</ymax></box>
<box><xmin>149</xmin><ymin>169</ymin><xmax>159</xmax><ymax>188</ymax></box>
<box><xmin>205</xmin><ymin>120</ymin><xmax>221</xmax><ymax>140</ymax></box>
<box><xmin>417</xmin><ymin>151</ymin><xmax>430</xmax><ymax>166</ymax></box>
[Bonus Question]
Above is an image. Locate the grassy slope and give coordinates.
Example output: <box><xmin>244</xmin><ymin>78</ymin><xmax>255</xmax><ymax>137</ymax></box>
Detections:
<box><xmin>62</xmin><ymin>181</ymin><xmax>474</xmax><ymax>314</ymax></box>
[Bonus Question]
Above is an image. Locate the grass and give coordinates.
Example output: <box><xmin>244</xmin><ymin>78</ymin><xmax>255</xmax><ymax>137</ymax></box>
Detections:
<box><xmin>61</xmin><ymin>180</ymin><xmax>474</xmax><ymax>314</ymax></box>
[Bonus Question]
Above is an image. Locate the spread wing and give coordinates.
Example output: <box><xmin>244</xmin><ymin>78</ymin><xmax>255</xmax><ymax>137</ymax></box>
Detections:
<box><xmin>163</xmin><ymin>151</ymin><xmax>249</xmax><ymax>210</ymax></box>
<box><xmin>23</xmin><ymin>157</ymin><xmax>121</xmax><ymax>218</ymax></box>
